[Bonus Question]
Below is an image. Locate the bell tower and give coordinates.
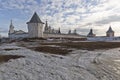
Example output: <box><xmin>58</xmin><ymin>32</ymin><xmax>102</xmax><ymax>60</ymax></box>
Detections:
<box><xmin>9</xmin><ymin>20</ymin><xmax>15</xmax><ymax>35</ymax></box>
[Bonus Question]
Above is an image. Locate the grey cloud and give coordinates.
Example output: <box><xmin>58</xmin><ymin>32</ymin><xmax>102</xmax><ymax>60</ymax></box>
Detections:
<box><xmin>80</xmin><ymin>15</ymin><xmax>120</xmax><ymax>27</ymax></box>
<box><xmin>0</xmin><ymin>28</ymin><xmax>8</xmax><ymax>32</ymax></box>
<box><xmin>95</xmin><ymin>15</ymin><xmax>120</xmax><ymax>25</ymax></box>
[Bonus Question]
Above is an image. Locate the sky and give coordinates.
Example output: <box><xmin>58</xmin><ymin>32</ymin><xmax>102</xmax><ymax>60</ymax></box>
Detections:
<box><xmin>0</xmin><ymin>0</ymin><xmax>120</xmax><ymax>37</ymax></box>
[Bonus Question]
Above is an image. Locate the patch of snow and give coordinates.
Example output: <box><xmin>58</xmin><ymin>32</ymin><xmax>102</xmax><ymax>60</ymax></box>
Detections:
<box><xmin>0</xmin><ymin>43</ymin><xmax>120</xmax><ymax>80</ymax></box>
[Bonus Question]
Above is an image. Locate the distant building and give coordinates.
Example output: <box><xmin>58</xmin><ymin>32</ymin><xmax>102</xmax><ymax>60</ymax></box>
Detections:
<box><xmin>106</xmin><ymin>26</ymin><xmax>114</xmax><ymax>37</ymax></box>
<box><xmin>87</xmin><ymin>29</ymin><xmax>96</xmax><ymax>37</ymax></box>
<box><xmin>87</xmin><ymin>26</ymin><xmax>116</xmax><ymax>41</ymax></box>
<box><xmin>8</xmin><ymin>20</ymin><xmax>28</xmax><ymax>39</ymax></box>
<box><xmin>67</xmin><ymin>29</ymin><xmax>78</xmax><ymax>35</ymax></box>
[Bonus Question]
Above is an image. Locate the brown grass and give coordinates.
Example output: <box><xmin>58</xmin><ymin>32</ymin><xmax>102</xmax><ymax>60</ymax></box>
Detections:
<box><xmin>41</xmin><ymin>42</ymin><xmax>120</xmax><ymax>50</ymax></box>
<box><xmin>18</xmin><ymin>42</ymin><xmax>120</xmax><ymax>55</ymax></box>
<box><xmin>21</xmin><ymin>38</ymin><xmax>46</xmax><ymax>42</ymax></box>
<box><xmin>29</xmin><ymin>46</ymin><xmax>72</xmax><ymax>55</ymax></box>
<box><xmin>0</xmin><ymin>55</ymin><xmax>25</xmax><ymax>63</ymax></box>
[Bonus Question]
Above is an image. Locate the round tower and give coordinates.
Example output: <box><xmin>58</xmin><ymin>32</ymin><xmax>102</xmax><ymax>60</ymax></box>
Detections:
<box><xmin>27</xmin><ymin>12</ymin><xmax>44</xmax><ymax>38</ymax></box>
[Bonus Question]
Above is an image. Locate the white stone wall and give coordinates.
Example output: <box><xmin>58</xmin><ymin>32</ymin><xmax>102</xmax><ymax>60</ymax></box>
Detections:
<box><xmin>9</xmin><ymin>33</ymin><xmax>28</xmax><ymax>39</ymax></box>
<box><xmin>43</xmin><ymin>33</ymin><xmax>84</xmax><ymax>39</ymax></box>
<box><xmin>27</xmin><ymin>23</ymin><xmax>44</xmax><ymax>38</ymax></box>
<box><xmin>87</xmin><ymin>37</ymin><xmax>116</xmax><ymax>41</ymax></box>
<box><xmin>109</xmin><ymin>33</ymin><xmax>114</xmax><ymax>37</ymax></box>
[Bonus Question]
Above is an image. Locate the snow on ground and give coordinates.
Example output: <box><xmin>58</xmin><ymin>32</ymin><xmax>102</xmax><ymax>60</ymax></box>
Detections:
<box><xmin>0</xmin><ymin>43</ymin><xmax>120</xmax><ymax>80</ymax></box>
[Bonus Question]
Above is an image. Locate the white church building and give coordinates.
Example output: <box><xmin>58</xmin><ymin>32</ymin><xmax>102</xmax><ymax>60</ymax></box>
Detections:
<box><xmin>8</xmin><ymin>12</ymin><xmax>83</xmax><ymax>39</ymax></box>
<box><xmin>8</xmin><ymin>20</ymin><xmax>28</xmax><ymax>39</ymax></box>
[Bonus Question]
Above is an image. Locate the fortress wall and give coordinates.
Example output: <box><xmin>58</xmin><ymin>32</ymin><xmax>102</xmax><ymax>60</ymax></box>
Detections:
<box><xmin>9</xmin><ymin>33</ymin><xmax>28</xmax><ymax>39</ymax></box>
<box><xmin>43</xmin><ymin>33</ymin><xmax>84</xmax><ymax>39</ymax></box>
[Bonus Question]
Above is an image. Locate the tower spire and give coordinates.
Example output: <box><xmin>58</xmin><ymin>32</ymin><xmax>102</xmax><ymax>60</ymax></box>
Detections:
<box><xmin>11</xmin><ymin>19</ymin><xmax>12</xmax><ymax>24</ymax></box>
<box><xmin>44</xmin><ymin>19</ymin><xmax>49</xmax><ymax>33</ymax></box>
<box><xmin>10</xmin><ymin>19</ymin><xmax>13</xmax><ymax>26</ymax></box>
<box><xmin>58</xmin><ymin>27</ymin><xmax>61</xmax><ymax>34</ymax></box>
<box><xmin>9</xmin><ymin>20</ymin><xmax>14</xmax><ymax>34</ymax></box>
<box><xmin>45</xmin><ymin>20</ymin><xmax>48</xmax><ymax>28</ymax></box>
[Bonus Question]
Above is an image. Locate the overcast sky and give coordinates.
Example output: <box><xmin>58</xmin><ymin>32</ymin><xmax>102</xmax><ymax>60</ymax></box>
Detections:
<box><xmin>0</xmin><ymin>0</ymin><xmax>120</xmax><ymax>37</ymax></box>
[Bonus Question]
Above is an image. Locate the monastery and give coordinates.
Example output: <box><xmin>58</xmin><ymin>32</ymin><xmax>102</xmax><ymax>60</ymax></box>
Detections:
<box><xmin>7</xmin><ymin>12</ymin><xmax>120</xmax><ymax>41</ymax></box>
<box><xmin>8</xmin><ymin>12</ymin><xmax>83</xmax><ymax>39</ymax></box>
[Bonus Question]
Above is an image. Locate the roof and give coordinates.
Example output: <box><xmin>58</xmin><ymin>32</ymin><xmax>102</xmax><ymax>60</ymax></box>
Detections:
<box><xmin>107</xmin><ymin>26</ymin><xmax>114</xmax><ymax>33</ymax></box>
<box><xmin>27</xmin><ymin>12</ymin><xmax>44</xmax><ymax>24</ymax></box>
<box><xmin>14</xmin><ymin>30</ymin><xmax>27</xmax><ymax>34</ymax></box>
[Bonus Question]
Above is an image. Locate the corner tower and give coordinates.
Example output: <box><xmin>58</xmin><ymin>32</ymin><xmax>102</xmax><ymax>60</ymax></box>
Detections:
<box><xmin>27</xmin><ymin>12</ymin><xmax>44</xmax><ymax>38</ymax></box>
<box><xmin>106</xmin><ymin>26</ymin><xmax>114</xmax><ymax>37</ymax></box>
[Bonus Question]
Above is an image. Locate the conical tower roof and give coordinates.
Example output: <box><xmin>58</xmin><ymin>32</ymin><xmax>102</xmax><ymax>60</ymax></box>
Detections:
<box><xmin>27</xmin><ymin>12</ymin><xmax>44</xmax><ymax>24</ymax></box>
<box><xmin>107</xmin><ymin>26</ymin><xmax>114</xmax><ymax>33</ymax></box>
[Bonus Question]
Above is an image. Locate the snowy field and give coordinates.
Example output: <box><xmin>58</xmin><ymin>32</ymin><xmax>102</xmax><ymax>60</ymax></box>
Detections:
<box><xmin>0</xmin><ymin>43</ymin><xmax>120</xmax><ymax>80</ymax></box>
